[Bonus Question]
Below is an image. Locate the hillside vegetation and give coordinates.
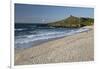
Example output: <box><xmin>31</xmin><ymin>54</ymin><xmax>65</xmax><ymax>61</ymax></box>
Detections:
<box><xmin>48</xmin><ymin>15</ymin><xmax>94</xmax><ymax>28</ymax></box>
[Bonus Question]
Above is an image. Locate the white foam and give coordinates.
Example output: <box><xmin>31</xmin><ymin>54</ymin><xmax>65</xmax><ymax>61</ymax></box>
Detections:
<box><xmin>15</xmin><ymin>28</ymin><xmax>89</xmax><ymax>44</ymax></box>
<box><xmin>15</xmin><ymin>28</ymin><xmax>27</xmax><ymax>31</ymax></box>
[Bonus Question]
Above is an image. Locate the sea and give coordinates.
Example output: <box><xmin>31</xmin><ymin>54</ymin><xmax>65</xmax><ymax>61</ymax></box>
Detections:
<box><xmin>15</xmin><ymin>23</ymin><xmax>89</xmax><ymax>49</ymax></box>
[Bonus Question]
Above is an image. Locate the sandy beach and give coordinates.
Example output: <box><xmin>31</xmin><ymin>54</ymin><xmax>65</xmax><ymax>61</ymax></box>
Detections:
<box><xmin>15</xmin><ymin>26</ymin><xmax>94</xmax><ymax>65</ymax></box>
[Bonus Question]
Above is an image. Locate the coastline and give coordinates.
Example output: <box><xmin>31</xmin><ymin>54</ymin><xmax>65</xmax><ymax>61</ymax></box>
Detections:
<box><xmin>15</xmin><ymin>26</ymin><xmax>94</xmax><ymax>65</ymax></box>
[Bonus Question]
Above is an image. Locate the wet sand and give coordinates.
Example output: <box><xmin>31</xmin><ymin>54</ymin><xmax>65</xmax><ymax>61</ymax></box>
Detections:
<box><xmin>15</xmin><ymin>26</ymin><xmax>94</xmax><ymax>65</ymax></box>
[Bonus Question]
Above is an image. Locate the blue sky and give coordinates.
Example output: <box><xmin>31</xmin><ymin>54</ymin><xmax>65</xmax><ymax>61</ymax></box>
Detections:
<box><xmin>15</xmin><ymin>4</ymin><xmax>94</xmax><ymax>23</ymax></box>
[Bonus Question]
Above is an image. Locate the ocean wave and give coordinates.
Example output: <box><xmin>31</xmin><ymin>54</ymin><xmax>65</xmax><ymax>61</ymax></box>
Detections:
<box><xmin>15</xmin><ymin>28</ymin><xmax>89</xmax><ymax>44</ymax></box>
<box><xmin>15</xmin><ymin>28</ymin><xmax>27</xmax><ymax>31</ymax></box>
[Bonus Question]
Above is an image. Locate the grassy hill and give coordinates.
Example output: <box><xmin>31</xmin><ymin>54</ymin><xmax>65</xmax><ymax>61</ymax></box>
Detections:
<box><xmin>48</xmin><ymin>15</ymin><xmax>94</xmax><ymax>28</ymax></box>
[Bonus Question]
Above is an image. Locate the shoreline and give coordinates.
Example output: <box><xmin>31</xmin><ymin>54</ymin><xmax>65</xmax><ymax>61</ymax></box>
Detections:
<box><xmin>15</xmin><ymin>26</ymin><xmax>91</xmax><ymax>52</ymax></box>
<box><xmin>15</xmin><ymin>26</ymin><xmax>94</xmax><ymax>65</ymax></box>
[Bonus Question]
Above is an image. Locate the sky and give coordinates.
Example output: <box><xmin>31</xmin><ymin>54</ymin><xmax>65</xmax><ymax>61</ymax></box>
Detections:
<box><xmin>15</xmin><ymin>4</ymin><xmax>94</xmax><ymax>23</ymax></box>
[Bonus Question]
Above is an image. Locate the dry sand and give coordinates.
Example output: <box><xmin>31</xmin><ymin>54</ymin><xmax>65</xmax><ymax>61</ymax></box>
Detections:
<box><xmin>15</xmin><ymin>26</ymin><xmax>94</xmax><ymax>65</ymax></box>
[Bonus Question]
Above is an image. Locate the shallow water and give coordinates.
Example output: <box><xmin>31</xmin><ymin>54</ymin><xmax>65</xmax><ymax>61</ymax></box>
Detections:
<box><xmin>15</xmin><ymin>23</ymin><xmax>89</xmax><ymax>49</ymax></box>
